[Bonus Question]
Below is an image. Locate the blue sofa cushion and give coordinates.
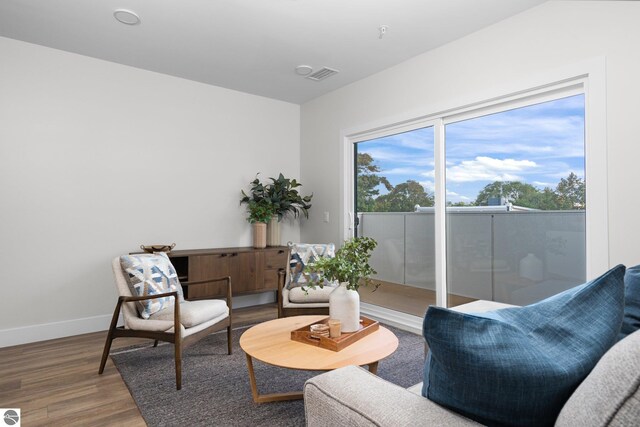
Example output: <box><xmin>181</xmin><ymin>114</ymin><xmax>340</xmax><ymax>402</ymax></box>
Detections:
<box><xmin>422</xmin><ymin>265</ymin><xmax>626</xmax><ymax>427</ymax></box>
<box><xmin>620</xmin><ymin>264</ymin><xmax>640</xmax><ymax>340</ymax></box>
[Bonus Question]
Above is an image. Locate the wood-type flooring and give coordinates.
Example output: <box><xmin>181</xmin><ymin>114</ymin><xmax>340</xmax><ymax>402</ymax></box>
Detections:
<box><xmin>0</xmin><ymin>304</ymin><xmax>278</xmax><ymax>426</ymax></box>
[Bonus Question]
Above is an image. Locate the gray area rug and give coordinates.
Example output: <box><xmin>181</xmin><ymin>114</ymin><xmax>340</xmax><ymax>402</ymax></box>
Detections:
<box><xmin>111</xmin><ymin>323</ymin><xmax>425</xmax><ymax>427</ymax></box>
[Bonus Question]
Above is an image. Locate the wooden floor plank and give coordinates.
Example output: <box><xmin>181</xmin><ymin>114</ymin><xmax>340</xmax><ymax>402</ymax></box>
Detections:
<box><xmin>0</xmin><ymin>303</ymin><xmax>278</xmax><ymax>426</ymax></box>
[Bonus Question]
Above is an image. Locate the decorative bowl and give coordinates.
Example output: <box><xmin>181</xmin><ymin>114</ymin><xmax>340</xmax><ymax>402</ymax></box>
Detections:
<box><xmin>140</xmin><ymin>243</ymin><xmax>176</xmax><ymax>253</ymax></box>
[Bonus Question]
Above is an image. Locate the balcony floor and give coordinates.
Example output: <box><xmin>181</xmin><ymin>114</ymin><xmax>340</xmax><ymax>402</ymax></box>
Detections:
<box><xmin>358</xmin><ymin>280</ymin><xmax>476</xmax><ymax>317</ymax></box>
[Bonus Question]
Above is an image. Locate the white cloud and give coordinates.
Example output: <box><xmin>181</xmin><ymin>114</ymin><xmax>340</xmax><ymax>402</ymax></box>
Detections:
<box><xmin>533</xmin><ymin>181</ymin><xmax>555</xmax><ymax>188</ymax></box>
<box><xmin>362</xmin><ymin>147</ymin><xmax>433</xmax><ymax>167</ymax></box>
<box><xmin>544</xmin><ymin>169</ymin><xmax>585</xmax><ymax>179</ymax></box>
<box><xmin>446</xmin><ymin>156</ymin><xmax>537</xmax><ymax>183</ymax></box>
<box><xmin>419</xmin><ymin>180</ymin><xmax>435</xmax><ymax>191</ymax></box>
<box><xmin>383</xmin><ymin>167</ymin><xmax>434</xmax><ymax>176</ymax></box>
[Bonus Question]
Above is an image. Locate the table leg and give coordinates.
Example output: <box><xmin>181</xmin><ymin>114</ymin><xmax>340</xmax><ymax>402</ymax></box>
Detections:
<box><xmin>368</xmin><ymin>361</ymin><xmax>379</xmax><ymax>375</ymax></box>
<box><xmin>244</xmin><ymin>353</ymin><xmax>304</xmax><ymax>404</ymax></box>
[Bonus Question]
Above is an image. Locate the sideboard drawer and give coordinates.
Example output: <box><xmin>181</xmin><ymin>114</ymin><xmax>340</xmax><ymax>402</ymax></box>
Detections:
<box><xmin>265</xmin><ymin>248</ymin><xmax>288</xmax><ymax>270</ymax></box>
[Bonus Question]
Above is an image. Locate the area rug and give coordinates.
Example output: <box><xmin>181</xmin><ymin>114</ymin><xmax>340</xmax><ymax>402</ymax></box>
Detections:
<box><xmin>111</xmin><ymin>324</ymin><xmax>425</xmax><ymax>427</ymax></box>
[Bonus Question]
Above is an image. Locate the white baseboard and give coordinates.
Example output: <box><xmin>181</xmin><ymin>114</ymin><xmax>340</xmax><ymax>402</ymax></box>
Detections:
<box><xmin>0</xmin><ymin>314</ymin><xmax>115</xmax><ymax>348</ymax></box>
<box><xmin>1</xmin><ymin>297</ymin><xmax>412</xmax><ymax>348</ymax></box>
<box><xmin>0</xmin><ymin>293</ymin><xmax>276</xmax><ymax>348</ymax></box>
<box><xmin>360</xmin><ymin>302</ymin><xmax>423</xmax><ymax>335</ymax></box>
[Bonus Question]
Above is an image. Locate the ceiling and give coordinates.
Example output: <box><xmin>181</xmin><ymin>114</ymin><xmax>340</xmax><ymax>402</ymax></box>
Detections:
<box><xmin>0</xmin><ymin>0</ymin><xmax>546</xmax><ymax>104</ymax></box>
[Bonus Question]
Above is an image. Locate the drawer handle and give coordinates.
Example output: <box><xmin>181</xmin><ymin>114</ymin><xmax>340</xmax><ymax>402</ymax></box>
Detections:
<box><xmin>278</xmin><ymin>250</ymin><xmax>285</xmax><ymax>254</ymax></box>
<box><xmin>220</xmin><ymin>254</ymin><xmax>228</xmax><ymax>257</ymax></box>
<box><xmin>231</xmin><ymin>253</ymin><xmax>238</xmax><ymax>257</ymax></box>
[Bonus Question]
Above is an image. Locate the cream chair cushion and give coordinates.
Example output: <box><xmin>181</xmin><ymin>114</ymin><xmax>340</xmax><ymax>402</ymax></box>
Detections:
<box><xmin>288</xmin><ymin>286</ymin><xmax>335</xmax><ymax>303</ymax></box>
<box><xmin>149</xmin><ymin>299</ymin><xmax>229</xmax><ymax>328</ymax></box>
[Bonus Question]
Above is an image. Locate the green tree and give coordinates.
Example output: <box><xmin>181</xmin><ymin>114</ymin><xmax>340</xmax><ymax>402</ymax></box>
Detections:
<box><xmin>555</xmin><ymin>172</ymin><xmax>585</xmax><ymax>209</ymax></box>
<box><xmin>447</xmin><ymin>201</ymin><xmax>475</xmax><ymax>207</ymax></box>
<box><xmin>374</xmin><ymin>180</ymin><xmax>434</xmax><ymax>212</ymax></box>
<box><xmin>474</xmin><ymin>181</ymin><xmax>540</xmax><ymax>208</ymax></box>
<box><xmin>524</xmin><ymin>187</ymin><xmax>561</xmax><ymax>210</ymax></box>
<box><xmin>356</xmin><ymin>153</ymin><xmax>392</xmax><ymax>212</ymax></box>
<box><xmin>473</xmin><ymin>172</ymin><xmax>585</xmax><ymax>210</ymax></box>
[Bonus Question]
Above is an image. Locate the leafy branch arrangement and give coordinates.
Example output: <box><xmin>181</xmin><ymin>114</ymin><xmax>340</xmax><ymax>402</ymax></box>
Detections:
<box><xmin>245</xmin><ymin>199</ymin><xmax>275</xmax><ymax>224</ymax></box>
<box><xmin>307</xmin><ymin>237</ymin><xmax>378</xmax><ymax>291</ymax></box>
<box><xmin>240</xmin><ymin>173</ymin><xmax>312</xmax><ymax>221</ymax></box>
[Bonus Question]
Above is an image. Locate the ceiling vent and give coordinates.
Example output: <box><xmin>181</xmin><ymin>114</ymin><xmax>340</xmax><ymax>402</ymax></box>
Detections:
<box><xmin>306</xmin><ymin>67</ymin><xmax>339</xmax><ymax>81</ymax></box>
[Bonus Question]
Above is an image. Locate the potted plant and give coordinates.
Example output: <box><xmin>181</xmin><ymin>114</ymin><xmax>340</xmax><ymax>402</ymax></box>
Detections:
<box><xmin>245</xmin><ymin>199</ymin><xmax>274</xmax><ymax>249</ymax></box>
<box><xmin>307</xmin><ymin>237</ymin><xmax>378</xmax><ymax>332</ymax></box>
<box><xmin>241</xmin><ymin>173</ymin><xmax>313</xmax><ymax>246</ymax></box>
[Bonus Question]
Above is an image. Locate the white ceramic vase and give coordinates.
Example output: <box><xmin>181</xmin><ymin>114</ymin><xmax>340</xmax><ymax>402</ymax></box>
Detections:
<box><xmin>329</xmin><ymin>282</ymin><xmax>360</xmax><ymax>333</ymax></box>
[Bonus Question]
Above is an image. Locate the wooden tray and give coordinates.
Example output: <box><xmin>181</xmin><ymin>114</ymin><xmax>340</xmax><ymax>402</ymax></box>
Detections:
<box><xmin>290</xmin><ymin>316</ymin><xmax>379</xmax><ymax>352</ymax></box>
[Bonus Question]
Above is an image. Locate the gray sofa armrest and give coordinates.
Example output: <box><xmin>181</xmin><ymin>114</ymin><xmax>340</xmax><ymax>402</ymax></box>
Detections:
<box><xmin>304</xmin><ymin>366</ymin><xmax>481</xmax><ymax>427</ymax></box>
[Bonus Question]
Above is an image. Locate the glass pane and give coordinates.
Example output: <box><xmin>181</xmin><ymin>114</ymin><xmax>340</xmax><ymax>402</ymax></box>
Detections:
<box><xmin>355</xmin><ymin>126</ymin><xmax>435</xmax><ymax>316</ymax></box>
<box><xmin>445</xmin><ymin>94</ymin><xmax>586</xmax><ymax>307</ymax></box>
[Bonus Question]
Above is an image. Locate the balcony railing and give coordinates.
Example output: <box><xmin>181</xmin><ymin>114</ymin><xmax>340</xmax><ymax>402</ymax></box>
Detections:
<box><xmin>357</xmin><ymin>210</ymin><xmax>586</xmax><ymax>306</ymax></box>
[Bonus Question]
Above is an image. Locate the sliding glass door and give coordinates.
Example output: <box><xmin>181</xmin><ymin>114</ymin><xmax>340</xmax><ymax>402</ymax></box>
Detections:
<box><xmin>445</xmin><ymin>94</ymin><xmax>586</xmax><ymax>307</ymax></box>
<box><xmin>348</xmin><ymin>85</ymin><xmax>589</xmax><ymax>315</ymax></box>
<box><xmin>354</xmin><ymin>126</ymin><xmax>436</xmax><ymax>317</ymax></box>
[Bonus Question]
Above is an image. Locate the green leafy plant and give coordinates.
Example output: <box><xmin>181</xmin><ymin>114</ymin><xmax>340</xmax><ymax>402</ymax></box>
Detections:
<box><xmin>266</xmin><ymin>173</ymin><xmax>313</xmax><ymax>221</ymax></box>
<box><xmin>307</xmin><ymin>237</ymin><xmax>378</xmax><ymax>291</ymax></box>
<box><xmin>245</xmin><ymin>199</ymin><xmax>275</xmax><ymax>224</ymax></box>
<box><xmin>240</xmin><ymin>173</ymin><xmax>312</xmax><ymax>221</ymax></box>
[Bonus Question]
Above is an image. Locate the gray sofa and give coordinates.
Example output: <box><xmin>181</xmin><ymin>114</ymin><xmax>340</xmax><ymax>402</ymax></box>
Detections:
<box><xmin>304</xmin><ymin>326</ymin><xmax>640</xmax><ymax>427</ymax></box>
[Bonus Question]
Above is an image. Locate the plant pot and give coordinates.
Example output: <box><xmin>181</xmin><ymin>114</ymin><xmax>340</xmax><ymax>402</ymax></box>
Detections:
<box><xmin>329</xmin><ymin>282</ymin><xmax>360</xmax><ymax>333</ymax></box>
<box><xmin>252</xmin><ymin>222</ymin><xmax>267</xmax><ymax>249</ymax></box>
<box><xmin>267</xmin><ymin>217</ymin><xmax>281</xmax><ymax>247</ymax></box>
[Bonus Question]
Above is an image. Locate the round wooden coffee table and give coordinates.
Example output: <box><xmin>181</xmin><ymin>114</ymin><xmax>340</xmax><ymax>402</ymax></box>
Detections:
<box><xmin>239</xmin><ymin>315</ymin><xmax>398</xmax><ymax>403</ymax></box>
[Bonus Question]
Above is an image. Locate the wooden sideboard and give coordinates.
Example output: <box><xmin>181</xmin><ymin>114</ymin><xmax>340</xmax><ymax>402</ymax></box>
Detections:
<box><xmin>166</xmin><ymin>247</ymin><xmax>289</xmax><ymax>300</ymax></box>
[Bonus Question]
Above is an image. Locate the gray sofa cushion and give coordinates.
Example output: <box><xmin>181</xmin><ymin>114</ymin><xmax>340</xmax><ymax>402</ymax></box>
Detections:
<box><xmin>555</xmin><ymin>329</ymin><xmax>640</xmax><ymax>426</ymax></box>
<box><xmin>304</xmin><ymin>366</ymin><xmax>480</xmax><ymax>427</ymax></box>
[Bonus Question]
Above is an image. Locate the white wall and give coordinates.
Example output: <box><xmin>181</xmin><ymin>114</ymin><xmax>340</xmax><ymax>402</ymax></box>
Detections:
<box><xmin>0</xmin><ymin>37</ymin><xmax>300</xmax><ymax>346</ymax></box>
<box><xmin>300</xmin><ymin>1</ymin><xmax>640</xmax><ymax>269</ymax></box>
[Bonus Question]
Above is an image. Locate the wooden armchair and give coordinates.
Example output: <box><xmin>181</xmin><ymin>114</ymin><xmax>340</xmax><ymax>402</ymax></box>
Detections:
<box><xmin>98</xmin><ymin>257</ymin><xmax>233</xmax><ymax>390</ymax></box>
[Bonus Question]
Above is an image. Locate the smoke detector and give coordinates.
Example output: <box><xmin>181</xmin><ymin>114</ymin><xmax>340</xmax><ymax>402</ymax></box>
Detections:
<box><xmin>114</xmin><ymin>9</ymin><xmax>141</xmax><ymax>25</ymax></box>
<box><xmin>306</xmin><ymin>67</ymin><xmax>339</xmax><ymax>81</ymax></box>
<box><xmin>295</xmin><ymin>65</ymin><xmax>313</xmax><ymax>76</ymax></box>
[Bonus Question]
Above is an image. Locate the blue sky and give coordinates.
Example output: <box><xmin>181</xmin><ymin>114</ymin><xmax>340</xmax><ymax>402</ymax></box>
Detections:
<box><xmin>357</xmin><ymin>94</ymin><xmax>585</xmax><ymax>204</ymax></box>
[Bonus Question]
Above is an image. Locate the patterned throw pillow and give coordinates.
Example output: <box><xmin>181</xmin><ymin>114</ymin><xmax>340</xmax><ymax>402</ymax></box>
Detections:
<box><xmin>120</xmin><ymin>252</ymin><xmax>185</xmax><ymax>319</ymax></box>
<box><xmin>422</xmin><ymin>265</ymin><xmax>626</xmax><ymax>427</ymax></box>
<box><xmin>287</xmin><ymin>243</ymin><xmax>338</xmax><ymax>290</ymax></box>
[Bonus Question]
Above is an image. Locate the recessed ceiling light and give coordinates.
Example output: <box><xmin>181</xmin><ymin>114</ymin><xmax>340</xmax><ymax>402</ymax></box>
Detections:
<box><xmin>295</xmin><ymin>65</ymin><xmax>313</xmax><ymax>76</ymax></box>
<box><xmin>114</xmin><ymin>9</ymin><xmax>141</xmax><ymax>25</ymax></box>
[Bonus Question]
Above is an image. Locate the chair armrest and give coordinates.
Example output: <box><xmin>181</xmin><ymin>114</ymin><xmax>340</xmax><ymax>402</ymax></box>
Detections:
<box><xmin>304</xmin><ymin>366</ymin><xmax>481</xmax><ymax>427</ymax></box>
<box><xmin>113</xmin><ymin>291</ymin><xmax>181</xmax><ymax>337</ymax></box>
<box><xmin>119</xmin><ymin>291</ymin><xmax>178</xmax><ymax>303</ymax></box>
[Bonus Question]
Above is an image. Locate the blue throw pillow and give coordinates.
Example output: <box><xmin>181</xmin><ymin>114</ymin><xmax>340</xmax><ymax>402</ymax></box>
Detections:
<box><xmin>620</xmin><ymin>264</ymin><xmax>640</xmax><ymax>340</ymax></box>
<box><xmin>422</xmin><ymin>265</ymin><xmax>625</xmax><ymax>427</ymax></box>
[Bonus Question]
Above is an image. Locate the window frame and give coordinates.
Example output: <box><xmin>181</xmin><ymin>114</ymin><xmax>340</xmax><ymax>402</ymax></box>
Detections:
<box><xmin>341</xmin><ymin>58</ymin><xmax>607</xmax><ymax>308</ymax></box>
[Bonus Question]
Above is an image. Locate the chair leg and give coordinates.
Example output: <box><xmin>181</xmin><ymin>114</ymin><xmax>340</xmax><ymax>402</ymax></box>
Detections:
<box><xmin>153</xmin><ymin>340</ymin><xmax>159</xmax><ymax>347</ymax></box>
<box><xmin>227</xmin><ymin>325</ymin><xmax>232</xmax><ymax>355</ymax></box>
<box><xmin>175</xmin><ymin>341</ymin><xmax>182</xmax><ymax>390</ymax></box>
<box><xmin>99</xmin><ymin>301</ymin><xmax>123</xmax><ymax>375</ymax></box>
<box><xmin>98</xmin><ymin>331</ymin><xmax>115</xmax><ymax>375</ymax></box>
